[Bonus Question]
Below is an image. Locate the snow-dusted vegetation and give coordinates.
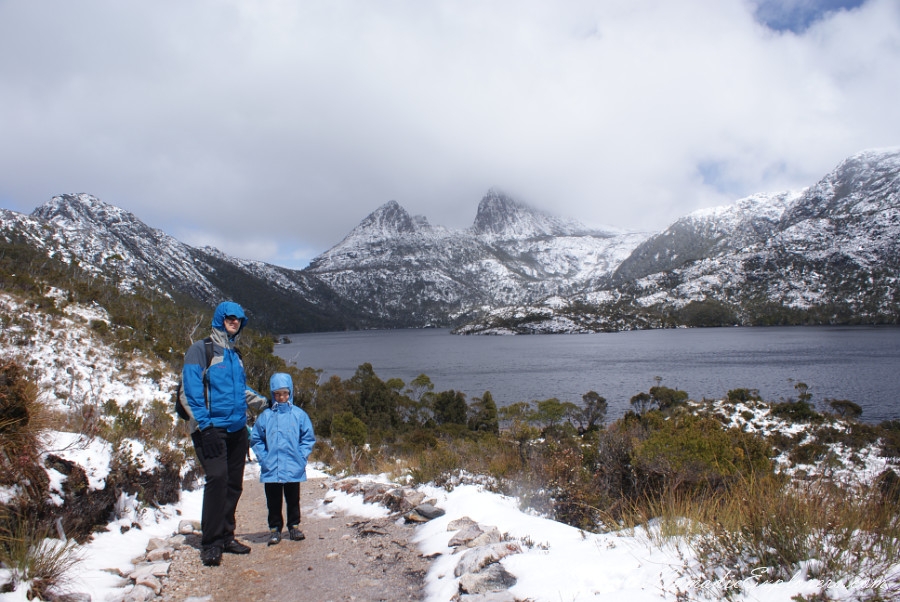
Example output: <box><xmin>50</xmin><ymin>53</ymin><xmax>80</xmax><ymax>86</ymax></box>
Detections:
<box><xmin>1</xmin><ymin>146</ymin><xmax>899</xmax><ymax>599</ymax></box>
<box><xmin>1</xmin><ymin>283</ymin><xmax>899</xmax><ymax>600</ymax></box>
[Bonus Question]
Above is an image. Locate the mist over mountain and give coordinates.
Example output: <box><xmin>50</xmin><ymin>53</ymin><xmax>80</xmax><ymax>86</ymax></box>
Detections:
<box><xmin>1</xmin><ymin>147</ymin><xmax>897</xmax><ymax>334</ymax></box>
<box><xmin>462</xmin><ymin>148</ymin><xmax>900</xmax><ymax>334</ymax></box>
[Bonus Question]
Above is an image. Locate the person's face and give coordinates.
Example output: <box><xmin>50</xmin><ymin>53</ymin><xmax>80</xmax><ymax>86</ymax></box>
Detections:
<box><xmin>223</xmin><ymin>315</ymin><xmax>241</xmax><ymax>335</ymax></box>
<box><xmin>273</xmin><ymin>389</ymin><xmax>291</xmax><ymax>404</ymax></box>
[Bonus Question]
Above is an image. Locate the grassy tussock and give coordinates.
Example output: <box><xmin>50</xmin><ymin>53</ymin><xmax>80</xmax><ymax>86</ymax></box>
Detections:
<box><xmin>0</xmin><ymin>508</ymin><xmax>81</xmax><ymax>599</ymax></box>
<box><xmin>0</xmin><ymin>361</ymin><xmax>82</xmax><ymax>598</ymax></box>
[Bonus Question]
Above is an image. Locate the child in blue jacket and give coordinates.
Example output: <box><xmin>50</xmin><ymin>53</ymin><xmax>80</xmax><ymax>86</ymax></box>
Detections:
<box><xmin>250</xmin><ymin>372</ymin><xmax>316</xmax><ymax>545</ymax></box>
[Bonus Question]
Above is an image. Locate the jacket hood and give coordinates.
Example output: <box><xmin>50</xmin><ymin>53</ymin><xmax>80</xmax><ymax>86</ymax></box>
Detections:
<box><xmin>212</xmin><ymin>301</ymin><xmax>247</xmax><ymax>336</ymax></box>
<box><xmin>269</xmin><ymin>372</ymin><xmax>294</xmax><ymax>406</ymax></box>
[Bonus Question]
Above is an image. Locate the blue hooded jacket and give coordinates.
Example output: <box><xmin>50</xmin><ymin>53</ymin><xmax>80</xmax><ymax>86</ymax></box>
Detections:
<box><xmin>182</xmin><ymin>301</ymin><xmax>260</xmax><ymax>432</ymax></box>
<box><xmin>250</xmin><ymin>373</ymin><xmax>317</xmax><ymax>483</ymax></box>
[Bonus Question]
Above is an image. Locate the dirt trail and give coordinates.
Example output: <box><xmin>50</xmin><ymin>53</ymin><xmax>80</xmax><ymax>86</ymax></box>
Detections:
<box><xmin>159</xmin><ymin>476</ymin><xmax>432</xmax><ymax>601</ymax></box>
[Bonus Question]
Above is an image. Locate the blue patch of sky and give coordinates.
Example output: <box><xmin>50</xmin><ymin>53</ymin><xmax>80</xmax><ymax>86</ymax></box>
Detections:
<box><xmin>698</xmin><ymin>160</ymin><xmax>744</xmax><ymax>196</ymax></box>
<box><xmin>0</xmin><ymin>194</ymin><xmax>31</xmax><ymax>213</ymax></box>
<box><xmin>753</xmin><ymin>0</ymin><xmax>868</xmax><ymax>33</ymax></box>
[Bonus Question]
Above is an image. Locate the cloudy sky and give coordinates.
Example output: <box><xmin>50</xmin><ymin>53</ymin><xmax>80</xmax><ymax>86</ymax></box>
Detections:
<box><xmin>1</xmin><ymin>0</ymin><xmax>898</xmax><ymax>268</ymax></box>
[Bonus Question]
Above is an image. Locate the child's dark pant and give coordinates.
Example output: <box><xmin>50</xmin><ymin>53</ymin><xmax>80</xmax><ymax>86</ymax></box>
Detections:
<box><xmin>264</xmin><ymin>482</ymin><xmax>301</xmax><ymax>530</ymax></box>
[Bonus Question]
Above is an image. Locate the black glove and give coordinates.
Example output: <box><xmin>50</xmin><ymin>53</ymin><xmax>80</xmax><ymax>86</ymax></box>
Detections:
<box><xmin>201</xmin><ymin>427</ymin><xmax>225</xmax><ymax>458</ymax></box>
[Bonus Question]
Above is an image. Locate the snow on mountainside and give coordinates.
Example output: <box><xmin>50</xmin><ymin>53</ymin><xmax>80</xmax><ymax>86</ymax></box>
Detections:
<box><xmin>0</xmin><ymin>193</ymin><xmax>362</xmax><ymax>332</ymax></box>
<box><xmin>23</xmin><ymin>193</ymin><xmax>224</xmax><ymax>304</ymax></box>
<box><xmin>611</xmin><ymin>190</ymin><xmax>800</xmax><ymax>284</ymax></box>
<box><xmin>471</xmin><ymin>188</ymin><xmax>608</xmax><ymax>239</ymax></box>
<box><xmin>648</xmin><ymin>146</ymin><xmax>900</xmax><ymax>311</ymax></box>
<box><xmin>307</xmin><ymin>189</ymin><xmax>649</xmax><ymax>325</ymax></box>
<box><xmin>0</xmin><ymin>288</ymin><xmax>175</xmax><ymax>417</ymax></box>
<box><xmin>1</xmin><ymin>147</ymin><xmax>897</xmax><ymax>335</ymax></box>
<box><xmin>460</xmin><ymin>147</ymin><xmax>900</xmax><ymax>334</ymax></box>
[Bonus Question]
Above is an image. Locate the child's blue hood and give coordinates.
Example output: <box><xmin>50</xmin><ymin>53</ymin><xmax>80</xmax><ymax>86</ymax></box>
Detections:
<box><xmin>269</xmin><ymin>372</ymin><xmax>294</xmax><ymax>406</ymax></box>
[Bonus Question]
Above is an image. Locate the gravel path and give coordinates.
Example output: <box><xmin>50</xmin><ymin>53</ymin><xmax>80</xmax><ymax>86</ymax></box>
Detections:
<box><xmin>159</xmin><ymin>476</ymin><xmax>433</xmax><ymax>601</ymax></box>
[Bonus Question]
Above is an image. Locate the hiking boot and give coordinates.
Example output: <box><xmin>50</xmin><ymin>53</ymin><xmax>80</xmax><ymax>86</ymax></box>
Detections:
<box><xmin>267</xmin><ymin>529</ymin><xmax>282</xmax><ymax>546</ymax></box>
<box><xmin>288</xmin><ymin>526</ymin><xmax>305</xmax><ymax>541</ymax></box>
<box><xmin>200</xmin><ymin>545</ymin><xmax>223</xmax><ymax>567</ymax></box>
<box><xmin>224</xmin><ymin>539</ymin><xmax>251</xmax><ymax>554</ymax></box>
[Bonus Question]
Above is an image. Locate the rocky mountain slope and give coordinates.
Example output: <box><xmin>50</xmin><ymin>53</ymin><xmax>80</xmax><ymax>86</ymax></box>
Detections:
<box><xmin>1</xmin><ymin>194</ymin><xmax>370</xmax><ymax>333</ymax></box>
<box><xmin>306</xmin><ymin>189</ymin><xmax>648</xmax><ymax>325</ymax></box>
<box><xmin>1</xmin><ymin>148</ymin><xmax>897</xmax><ymax>334</ymax></box>
<box><xmin>460</xmin><ymin>147</ymin><xmax>900</xmax><ymax>333</ymax></box>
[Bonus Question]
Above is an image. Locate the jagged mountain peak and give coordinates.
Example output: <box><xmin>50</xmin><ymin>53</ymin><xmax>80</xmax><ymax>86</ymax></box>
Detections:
<box><xmin>836</xmin><ymin>146</ymin><xmax>900</xmax><ymax>171</ymax></box>
<box><xmin>781</xmin><ymin>146</ymin><xmax>900</xmax><ymax>225</ymax></box>
<box><xmin>33</xmin><ymin>193</ymin><xmax>136</xmax><ymax>228</ymax></box>
<box><xmin>349</xmin><ymin>200</ymin><xmax>418</xmax><ymax>239</ymax></box>
<box><xmin>471</xmin><ymin>188</ymin><xmax>590</xmax><ymax>239</ymax></box>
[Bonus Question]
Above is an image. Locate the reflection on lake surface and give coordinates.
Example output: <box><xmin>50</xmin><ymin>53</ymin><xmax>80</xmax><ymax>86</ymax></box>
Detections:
<box><xmin>274</xmin><ymin>326</ymin><xmax>900</xmax><ymax>423</ymax></box>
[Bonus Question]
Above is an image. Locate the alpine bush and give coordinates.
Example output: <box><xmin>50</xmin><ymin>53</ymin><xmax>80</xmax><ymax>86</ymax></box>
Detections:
<box><xmin>631</xmin><ymin>414</ymin><xmax>773</xmax><ymax>494</ymax></box>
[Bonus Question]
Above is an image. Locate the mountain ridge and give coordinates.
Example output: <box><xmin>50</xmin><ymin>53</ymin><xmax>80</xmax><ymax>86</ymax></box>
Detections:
<box><xmin>461</xmin><ymin>147</ymin><xmax>900</xmax><ymax>334</ymax></box>
<box><xmin>1</xmin><ymin>147</ymin><xmax>898</xmax><ymax>334</ymax></box>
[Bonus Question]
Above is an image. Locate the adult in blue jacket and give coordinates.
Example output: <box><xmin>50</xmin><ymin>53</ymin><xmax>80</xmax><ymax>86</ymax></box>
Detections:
<box><xmin>182</xmin><ymin>301</ymin><xmax>266</xmax><ymax>567</ymax></box>
<box><xmin>250</xmin><ymin>372</ymin><xmax>316</xmax><ymax>545</ymax></box>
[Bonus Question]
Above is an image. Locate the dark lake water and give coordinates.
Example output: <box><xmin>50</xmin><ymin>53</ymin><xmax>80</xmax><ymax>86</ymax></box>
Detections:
<box><xmin>273</xmin><ymin>326</ymin><xmax>900</xmax><ymax>423</ymax></box>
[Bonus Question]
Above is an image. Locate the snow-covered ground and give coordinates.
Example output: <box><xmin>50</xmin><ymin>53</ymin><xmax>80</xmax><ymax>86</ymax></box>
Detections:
<box><xmin>0</xmin><ymin>292</ymin><xmax>176</xmax><ymax>415</ymax></box>
<box><xmin>5</xmin><ymin>454</ymin><xmax>893</xmax><ymax>602</ymax></box>
<box><xmin>2</xmin><ymin>290</ymin><xmax>898</xmax><ymax>601</ymax></box>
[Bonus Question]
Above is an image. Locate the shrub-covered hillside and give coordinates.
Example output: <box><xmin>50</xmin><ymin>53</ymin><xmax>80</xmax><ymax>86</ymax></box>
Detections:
<box><xmin>1</xmin><ymin>235</ymin><xmax>899</xmax><ymax>599</ymax></box>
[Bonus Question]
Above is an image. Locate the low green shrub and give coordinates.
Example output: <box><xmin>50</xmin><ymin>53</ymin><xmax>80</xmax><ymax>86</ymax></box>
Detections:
<box><xmin>631</xmin><ymin>415</ymin><xmax>773</xmax><ymax>494</ymax></box>
<box><xmin>788</xmin><ymin>441</ymin><xmax>830</xmax><ymax>465</ymax></box>
<box><xmin>99</xmin><ymin>400</ymin><xmax>143</xmax><ymax>445</ymax></box>
<box><xmin>727</xmin><ymin>388</ymin><xmax>762</xmax><ymax>403</ymax></box>
<box><xmin>408</xmin><ymin>440</ymin><xmax>464</xmax><ymax>486</ymax></box>
<box><xmin>770</xmin><ymin>400</ymin><xmax>821</xmax><ymax>423</ymax></box>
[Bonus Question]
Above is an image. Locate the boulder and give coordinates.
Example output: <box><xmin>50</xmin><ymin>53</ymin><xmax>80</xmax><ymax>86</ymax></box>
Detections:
<box><xmin>454</xmin><ymin>542</ymin><xmax>522</xmax><ymax>577</ymax></box>
<box><xmin>467</xmin><ymin>527</ymin><xmax>502</xmax><ymax>549</ymax></box>
<box><xmin>447</xmin><ymin>516</ymin><xmax>478</xmax><ymax>531</ymax></box>
<box><xmin>458</xmin><ymin>564</ymin><xmax>517</xmax><ymax>595</ymax></box>
<box><xmin>449</xmin><ymin>524</ymin><xmax>485</xmax><ymax>548</ymax></box>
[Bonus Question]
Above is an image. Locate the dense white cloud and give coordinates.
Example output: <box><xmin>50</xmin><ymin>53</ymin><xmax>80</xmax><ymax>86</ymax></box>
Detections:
<box><xmin>0</xmin><ymin>0</ymin><xmax>897</xmax><ymax>268</ymax></box>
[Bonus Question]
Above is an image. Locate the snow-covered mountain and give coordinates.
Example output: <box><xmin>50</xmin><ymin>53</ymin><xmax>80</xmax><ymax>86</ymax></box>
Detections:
<box><xmin>459</xmin><ymin>147</ymin><xmax>900</xmax><ymax>334</ymax></box>
<box><xmin>626</xmin><ymin>147</ymin><xmax>900</xmax><ymax>312</ymax></box>
<box><xmin>307</xmin><ymin>189</ymin><xmax>649</xmax><ymax>325</ymax></box>
<box><xmin>0</xmin><ymin>194</ymin><xmax>369</xmax><ymax>333</ymax></box>
<box><xmin>1</xmin><ymin>148</ymin><xmax>897</xmax><ymax>334</ymax></box>
<box><xmin>28</xmin><ymin>193</ymin><xmax>223</xmax><ymax>303</ymax></box>
<box><xmin>610</xmin><ymin>190</ymin><xmax>800</xmax><ymax>285</ymax></box>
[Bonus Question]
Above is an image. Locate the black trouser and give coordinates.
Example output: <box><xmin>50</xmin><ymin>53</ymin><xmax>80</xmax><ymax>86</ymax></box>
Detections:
<box><xmin>192</xmin><ymin>426</ymin><xmax>248</xmax><ymax>548</ymax></box>
<box><xmin>264</xmin><ymin>482</ymin><xmax>301</xmax><ymax>531</ymax></box>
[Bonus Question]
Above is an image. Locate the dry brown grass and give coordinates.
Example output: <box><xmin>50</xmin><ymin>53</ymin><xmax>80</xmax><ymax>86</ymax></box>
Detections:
<box><xmin>636</xmin><ymin>475</ymin><xmax>900</xmax><ymax>599</ymax></box>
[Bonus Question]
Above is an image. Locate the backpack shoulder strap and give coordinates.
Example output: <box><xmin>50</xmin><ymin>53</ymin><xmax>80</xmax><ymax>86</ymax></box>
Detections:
<box><xmin>203</xmin><ymin>337</ymin><xmax>214</xmax><ymax>369</ymax></box>
<box><xmin>201</xmin><ymin>337</ymin><xmax>216</xmax><ymax>407</ymax></box>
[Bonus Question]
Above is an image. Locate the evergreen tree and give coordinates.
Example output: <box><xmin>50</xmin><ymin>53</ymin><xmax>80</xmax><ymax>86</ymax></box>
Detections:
<box><xmin>293</xmin><ymin>367</ymin><xmax>322</xmax><ymax>410</ymax></box>
<box><xmin>331</xmin><ymin>411</ymin><xmax>367</xmax><ymax>446</ymax></box>
<box><xmin>535</xmin><ymin>398</ymin><xmax>577</xmax><ymax>431</ymax></box>
<box><xmin>574</xmin><ymin>391</ymin><xmax>607</xmax><ymax>434</ymax></box>
<box><xmin>348</xmin><ymin>363</ymin><xmax>399</xmax><ymax>433</ymax></box>
<box><xmin>468</xmin><ymin>391</ymin><xmax>499</xmax><ymax>434</ymax></box>
<box><xmin>311</xmin><ymin>374</ymin><xmax>350</xmax><ymax>437</ymax></box>
<box><xmin>403</xmin><ymin>373</ymin><xmax>436</xmax><ymax>425</ymax></box>
<box><xmin>649</xmin><ymin>386</ymin><xmax>688</xmax><ymax>412</ymax></box>
<box><xmin>630</xmin><ymin>391</ymin><xmax>652</xmax><ymax>416</ymax></box>
<box><xmin>828</xmin><ymin>398</ymin><xmax>863</xmax><ymax>419</ymax></box>
<box><xmin>433</xmin><ymin>389</ymin><xmax>468</xmax><ymax>426</ymax></box>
